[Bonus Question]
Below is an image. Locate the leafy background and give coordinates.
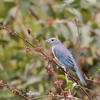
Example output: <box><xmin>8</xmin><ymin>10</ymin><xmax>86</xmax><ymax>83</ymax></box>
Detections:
<box><xmin>0</xmin><ymin>0</ymin><xmax>100</xmax><ymax>100</ymax></box>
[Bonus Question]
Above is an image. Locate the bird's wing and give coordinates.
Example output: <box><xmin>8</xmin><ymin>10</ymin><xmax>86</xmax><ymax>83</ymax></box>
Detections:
<box><xmin>53</xmin><ymin>46</ymin><xmax>74</xmax><ymax>69</ymax></box>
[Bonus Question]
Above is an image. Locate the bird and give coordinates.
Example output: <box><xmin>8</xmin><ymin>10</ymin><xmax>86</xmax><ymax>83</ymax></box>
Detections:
<box><xmin>46</xmin><ymin>37</ymin><xmax>86</xmax><ymax>85</ymax></box>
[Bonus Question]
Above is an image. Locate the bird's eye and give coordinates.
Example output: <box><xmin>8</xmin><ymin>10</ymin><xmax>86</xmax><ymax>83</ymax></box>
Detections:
<box><xmin>51</xmin><ymin>39</ymin><xmax>54</xmax><ymax>41</ymax></box>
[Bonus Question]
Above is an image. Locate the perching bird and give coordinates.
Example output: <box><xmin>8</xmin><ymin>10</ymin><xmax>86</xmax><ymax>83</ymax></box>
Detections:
<box><xmin>46</xmin><ymin>38</ymin><xmax>86</xmax><ymax>85</ymax></box>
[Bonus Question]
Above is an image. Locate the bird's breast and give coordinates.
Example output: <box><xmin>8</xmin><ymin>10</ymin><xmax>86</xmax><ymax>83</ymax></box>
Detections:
<box><xmin>52</xmin><ymin>45</ymin><xmax>76</xmax><ymax>69</ymax></box>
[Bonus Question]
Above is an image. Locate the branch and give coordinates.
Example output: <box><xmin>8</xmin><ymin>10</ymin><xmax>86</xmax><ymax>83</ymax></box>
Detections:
<box><xmin>12</xmin><ymin>15</ymin><xmax>31</xmax><ymax>39</ymax></box>
<box><xmin>74</xmin><ymin>18</ymin><xmax>81</xmax><ymax>69</ymax></box>
<box><xmin>85</xmin><ymin>75</ymin><xmax>100</xmax><ymax>85</ymax></box>
<box><xmin>0</xmin><ymin>80</ymin><xmax>31</xmax><ymax>100</ymax></box>
<box><xmin>30</xmin><ymin>8</ymin><xmax>45</xmax><ymax>28</ymax></box>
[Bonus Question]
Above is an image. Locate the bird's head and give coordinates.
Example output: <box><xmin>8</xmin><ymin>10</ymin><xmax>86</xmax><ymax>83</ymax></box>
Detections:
<box><xmin>46</xmin><ymin>38</ymin><xmax>61</xmax><ymax>46</ymax></box>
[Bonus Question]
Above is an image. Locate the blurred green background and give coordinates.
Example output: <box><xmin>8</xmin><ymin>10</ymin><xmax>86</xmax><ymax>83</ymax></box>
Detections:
<box><xmin>0</xmin><ymin>0</ymin><xmax>100</xmax><ymax>100</ymax></box>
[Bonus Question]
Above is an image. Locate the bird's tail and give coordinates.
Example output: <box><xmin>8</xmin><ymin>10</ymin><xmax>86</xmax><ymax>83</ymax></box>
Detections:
<box><xmin>76</xmin><ymin>68</ymin><xmax>86</xmax><ymax>85</ymax></box>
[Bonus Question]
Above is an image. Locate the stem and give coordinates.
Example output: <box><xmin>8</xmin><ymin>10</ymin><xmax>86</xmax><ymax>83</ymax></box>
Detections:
<box><xmin>30</xmin><ymin>8</ymin><xmax>45</xmax><ymax>28</ymax></box>
<box><xmin>74</xmin><ymin>18</ymin><xmax>81</xmax><ymax>69</ymax></box>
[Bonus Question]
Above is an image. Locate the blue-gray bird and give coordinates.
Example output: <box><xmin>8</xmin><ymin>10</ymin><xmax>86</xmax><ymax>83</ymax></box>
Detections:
<box><xmin>46</xmin><ymin>38</ymin><xmax>86</xmax><ymax>85</ymax></box>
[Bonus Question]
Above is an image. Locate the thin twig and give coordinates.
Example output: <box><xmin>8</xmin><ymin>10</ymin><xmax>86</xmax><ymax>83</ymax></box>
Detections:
<box><xmin>30</xmin><ymin>8</ymin><xmax>45</xmax><ymax>28</ymax></box>
<box><xmin>74</xmin><ymin>18</ymin><xmax>81</xmax><ymax>69</ymax></box>
<box><xmin>85</xmin><ymin>75</ymin><xmax>100</xmax><ymax>84</ymax></box>
<box><xmin>31</xmin><ymin>95</ymin><xmax>49</xmax><ymax>100</ymax></box>
<box><xmin>0</xmin><ymin>80</ymin><xmax>31</xmax><ymax>100</ymax></box>
<box><xmin>12</xmin><ymin>16</ymin><xmax>31</xmax><ymax>39</ymax></box>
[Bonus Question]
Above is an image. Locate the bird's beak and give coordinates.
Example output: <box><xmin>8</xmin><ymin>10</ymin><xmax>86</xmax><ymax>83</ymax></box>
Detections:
<box><xmin>45</xmin><ymin>39</ymin><xmax>49</xmax><ymax>44</ymax></box>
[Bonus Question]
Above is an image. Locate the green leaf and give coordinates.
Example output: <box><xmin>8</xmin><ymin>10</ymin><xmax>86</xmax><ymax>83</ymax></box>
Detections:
<box><xmin>18</xmin><ymin>0</ymin><xmax>30</xmax><ymax>14</ymax></box>
<box><xmin>58</xmin><ymin>74</ymin><xmax>65</xmax><ymax>79</ymax></box>
<box><xmin>91</xmin><ymin>21</ymin><xmax>98</xmax><ymax>29</ymax></box>
<box><xmin>47</xmin><ymin>4</ymin><xmax>56</xmax><ymax>18</ymax></box>
<box><xmin>80</xmin><ymin>8</ymin><xmax>91</xmax><ymax>23</ymax></box>
<box><xmin>0</xmin><ymin>39</ymin><xmax>8</xmax><ymax>44</ymax></box>
<box><xmin>71</xmin><ymin>0</ymin><xmax>80</xmax><ymax>8</ymax></box>
<box><xmin>65</xmin><ymin>80</ymin><xmax>73</xmax><ymax>90</ymax></box>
